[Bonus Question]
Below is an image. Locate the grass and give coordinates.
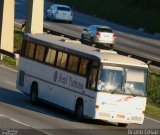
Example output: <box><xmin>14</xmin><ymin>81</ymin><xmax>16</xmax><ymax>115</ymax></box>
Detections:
<box><xmin>14</xmin><ymin>29</ymin><xmax>23</xmax><ymax>51</ymax></box>
<box><xmin>145</xmin><ymin>103</ymin><xmax>160</xmax><ymax>119</ymax></box>
<box><xmin>147</xmin><ymin>69</ymin><xmax>160</xmax><ymax>107</ymax></box>
<box><xmin>1</xmin><ymin>56</ymin><xmax>16</xmax><ymax>68</ymax></box>
<box><xmin>52</xmin><ymin>0</ymin><xmax>160</xmax><ymax>33</ymax></box>
<box><xmin>0</xmin><ymin>29</ymin><xmax>23</xmax><ymax>67</ymax></box>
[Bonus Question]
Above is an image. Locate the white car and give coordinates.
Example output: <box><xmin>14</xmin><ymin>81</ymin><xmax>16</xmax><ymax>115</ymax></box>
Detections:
<box><xmin>47</xmin><ymin>4</ymin><xmax>73</xmax><ymax>23</ymax></box>
<box><xmin>81</xmin><ymin>25</ymin><xmax>116</xmax><ymax>49</ymax></box>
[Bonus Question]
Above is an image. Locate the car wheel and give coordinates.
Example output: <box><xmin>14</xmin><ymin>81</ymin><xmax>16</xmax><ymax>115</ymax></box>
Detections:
<box><xmin>110</xmin><ymin>44</ymin><xmax>114</xmax><ymax>49</ymax></box>
<box><xmin>90</xmin><ymin>37</ymin><xmax>93</xmax><ymax>45</ymax></box>
<box><xmin>75</xmin><ymin>102</ymin><xmax>83</xmax><ymax>121</ymax></box>
<box><xmin>46</xmin><ymin>15</ymin><xmax>49</xmax><ymax>20</ymax></box>
<box><xmin>52</xmin><ymin>14</ymin><xmax>55</xmax><ymax>21</ymax></box>
<box><xmin>81</xmin><ymin>35</ymin><xmax>85</xmax><ymax>43</ymax></box>
<box><xmin>68</xmin><ymin>21</ymin><xmax>72</xmax><ymax>24</ymax></box>
<box><xmin>90</xmin><ymin>37</ymin><xmax>96</xmax><ymax>47</ymax></box>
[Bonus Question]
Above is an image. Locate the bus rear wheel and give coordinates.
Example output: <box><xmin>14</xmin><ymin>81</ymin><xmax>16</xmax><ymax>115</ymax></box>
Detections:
<box><xmin>75</xmin><ymin>102</ymin><xmax>84</xmax><ymax>121</ymax></box>
<box><xmin>30</xmin><ymin>83</ymin><xmax>38</xmax><ymax>105</ymax></box>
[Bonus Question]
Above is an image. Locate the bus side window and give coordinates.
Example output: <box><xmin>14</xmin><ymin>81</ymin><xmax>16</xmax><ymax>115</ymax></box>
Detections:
<box><xmin>56</xmin><ymin>52</ymin><xmax>68</xmax><ymax>69</ymax></box>
<box><xmin>24</xmin><ymin>42</ymin><xmax>35</xmax><ymax>59</ymax></box>
<box><xmin>35</xmin><ymin>45</ymin><xmax>45</xmax><ymax>62</ymax></box>
<box><xmin>67</xmin><ymin>55</ymin><xmax>79</xmax><ymax>72</ymax></box>
<box><xmin>79</xmin><ymin>58</ymin><xmax>89</xmax><ymax>76</ymax></box>
<box><xmin>87</xmin><ymin>62</ymin><xmax>99</xmax><ymax>90</ymax></box>
<box><xmin>45</xmin><ymin>48</ymin><xmax>57</xmax><ymax>65</ymax></box>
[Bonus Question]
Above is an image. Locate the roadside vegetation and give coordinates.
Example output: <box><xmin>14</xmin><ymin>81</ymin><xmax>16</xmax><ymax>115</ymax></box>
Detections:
<box><xmin>52</xmin><ymin>0</ymin><xmax>160</xmax><ymax>34</ymax></box>
<box><xmin>0</xmin><ymin>29</ymin><xmax>23</xmax><ymax>67</ymax></box>
<box><xmin>146</xmin><ymin>69</ymin><xmax>160</xmax><ymax>118</ymax></box>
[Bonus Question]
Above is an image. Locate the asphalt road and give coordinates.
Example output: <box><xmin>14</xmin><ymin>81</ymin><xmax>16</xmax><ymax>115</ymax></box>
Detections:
<box><xmin>15</xmin><ymin>0</ymin><xmax>160</xmax><ymax>65</ymax></box>
<box><xmin>0</xmin><ymin>65</ymin><xmax>160</xmax><ymax>135</ymax></box>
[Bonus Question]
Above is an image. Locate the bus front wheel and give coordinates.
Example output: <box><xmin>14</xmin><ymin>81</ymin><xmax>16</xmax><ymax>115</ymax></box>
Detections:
<box><xmin>30</xmin><ymin>83</ymin><xmax>38</xmax><ymax>105</ymax></box>
<box><xmin>118</xmin><ymin>123</ymin><xmax>128</xmax><ymax>127</ymax></box>
<box><xmin>75</xmin><ymin>101</ymin><xmax>84</xmax><ymax>121</ymax></box>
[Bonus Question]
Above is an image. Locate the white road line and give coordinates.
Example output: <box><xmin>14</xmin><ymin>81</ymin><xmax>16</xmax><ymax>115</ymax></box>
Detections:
<box><xmin>145</xmin><ymin>116</ymin><xmax>160</xmax><ymax>123</ymax></box>
<box><xmin>44</xmin><ymin>23</ymin><xmax>51</xmax><ymax>27</ymax></box>
<box><xmin>5</xmin><ymin>81</ymin><xmax>16</xmax><ymax>86</ymax></box>
<box><xmin>10</xmin><ymin>118</ymin><xmax>30</xmax><ymax>127</ymax></box>
<box><xmin>0</xmin><ymin>114</ymin><xmax>7</xmax><ymax>117</ymax></box>
<box><xmin>0</xmin><ymin>65</ymin><xmax>17</xmax><ymax>72</ymax></box>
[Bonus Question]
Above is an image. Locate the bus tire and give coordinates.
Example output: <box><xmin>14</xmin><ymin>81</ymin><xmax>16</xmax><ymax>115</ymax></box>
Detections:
<box><xmin>118</xmin><ymin>123</ymin><xmax>128</xmax><ymax>127</ymax></box>
<box><xmin>30</xmin><ymin>82</ymin><xmax>38</xmax><ymax>105</ymax></box>
<box><xmin>75</xmin><ymin>100</ymin><xmax>84</xmax><ymax>121</ymax></box>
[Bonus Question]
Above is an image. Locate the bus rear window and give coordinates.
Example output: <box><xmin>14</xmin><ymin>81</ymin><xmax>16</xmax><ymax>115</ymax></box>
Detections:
<box><xmin>97</xmin><ymin>28</ymin><xmax>113</xmax><ymax>33</ymax></box>
<box><xmin>57</xmin><ymin>7</ymin><xmax>71</xmax><ymax>11</ymax></box>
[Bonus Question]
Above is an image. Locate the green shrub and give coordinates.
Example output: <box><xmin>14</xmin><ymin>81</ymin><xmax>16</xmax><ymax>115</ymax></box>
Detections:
<box><xmin>147</xmin><ymin>70</ymin><xmax>160</xmax><ymax>107</ymax></box>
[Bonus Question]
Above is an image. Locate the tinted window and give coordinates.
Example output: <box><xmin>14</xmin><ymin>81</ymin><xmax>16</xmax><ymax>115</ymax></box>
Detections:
<box><xmin>56</xmin><ymin>52</ymin><xmax>68</xmax><ymax>69</ymax></box>
<box><xmin>67</xmin><ymin>55</ymin><xmax>79</xmax><ymax>72</ymax></box>
<box><xmin>45</xmin><ymin>48</ymin><xmax>56</xmax><ymax>65</ymax></box>
<box><xmin>35</xmin><ymin>45</ymin><xmax>45</xmax><ymax>62</ymax></box>
<box><xmin>79</xmin><ymin>58</ymin><xmax>89</xmax><ymax>75</ymax></box>
<box><xmin>24</xmin><ymin>42</ymin><xmax>35</xmax><ymax>59</ymax></box>
<box><xmin>57</xmin><ymin>7</ymin><xmax>71</xmax><ymax>11</ymax></box>
<box><xmin>87</xmin><ymin>61</ymin><xmax>99</xmax><ymax>90</ymax></box>
<box><xmin>97</xmin><ymin>27</ymin><xmax>113</xmax><ymax>33</ymax></box>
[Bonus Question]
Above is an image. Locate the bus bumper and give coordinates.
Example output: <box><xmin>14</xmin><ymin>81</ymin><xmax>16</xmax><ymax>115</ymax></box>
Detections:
<box><xmin>94</xmin><ymin>111</ymin><xmax>144</xmax><ymax>125</ymax></box>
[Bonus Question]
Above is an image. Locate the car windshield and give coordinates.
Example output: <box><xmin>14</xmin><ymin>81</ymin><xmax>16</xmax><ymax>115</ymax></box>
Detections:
<box><xmin>97</xmin><ymin>66</ymin><xmax>124</xmax><ymax>93</ymax></box>
<box><xmin>97</xmin><ymin>28</ymin><xmax>113</xmax><ymax>33</ymax></box>
<box><xmin>57</xmin><ymin>6</ymin><xmax>71</xmax><ymax>11</ymax></box>
<box><xmin>97</xmin><ymin>66</ymin><xmax>147</xmax><ymax>97</ymax></box>
<box><xmin>124</xmin><ymin>68</ymin><xmax>147</xmax><ymax>96</ymax></box>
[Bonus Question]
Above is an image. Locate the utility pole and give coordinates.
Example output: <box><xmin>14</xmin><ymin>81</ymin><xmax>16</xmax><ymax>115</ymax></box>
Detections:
<box><xmin>25</xmin><ymin>0</ymin><xmax>44</xmax><ymax>34</ymax></box>
<box><xmin>0</xmin><ymin>0</ymin><xmax>14</xmax><ymax>58</ymax></box>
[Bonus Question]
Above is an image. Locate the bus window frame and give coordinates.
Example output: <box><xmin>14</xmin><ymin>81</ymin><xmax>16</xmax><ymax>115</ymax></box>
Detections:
<box><xmin>56</xmin><ymin>51</ymin><xmax>68</xmax><ymax>69</ymax></box>
<box><xmin>21</xmin><ymin>39</ymin><xmax>101</xmax><ymax>82</ymax></box>
<box><xmin>67</xmin><ymin>54</ymin><xmax>80</xmax><ymax>73</ymax></box>
<box><xmin>96</xmin><ymin>63</ymin><xmax>148</xmax><ymax>96</ymax></box>
<box><xmin>86</xmin><ymin>61</ymin><xmax>100</xmax><ymax>91</ymax></box>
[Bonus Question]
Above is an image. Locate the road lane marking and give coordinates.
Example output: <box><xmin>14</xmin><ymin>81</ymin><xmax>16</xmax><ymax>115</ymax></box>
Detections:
<box><xmin>0</xmin><ymin>114</ymin><xmax>7</xmax><ymax>118</ymax></box>
<box><xmin>10</xmin><ymin>118</ymin><xmax>30</xmax><ymax>127</ymax></box>
<box><xmin>0</xmin><ymin>65</ymin><xmax>17</xmax><ymax>72</ymax></box>
<box><xmin>145</xmin><ymin>116</ymin><xmax>160</xmax><ymax>123</ymax></box>
<box><xmin>5</xmin><ymin>81</ymin><xmax>16</xmax><ymax>86</ymax></box>
<box><xmin>44</xmin><ymin>23</ymin><xmax>51</xmax><ymax>27</ymax></box>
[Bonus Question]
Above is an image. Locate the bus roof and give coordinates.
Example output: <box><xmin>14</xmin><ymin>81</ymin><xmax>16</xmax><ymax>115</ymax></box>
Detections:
<box><xmin>24</xmin><ymin>33</ymin><xmax>148</xmax><ymax>68</ymax></box>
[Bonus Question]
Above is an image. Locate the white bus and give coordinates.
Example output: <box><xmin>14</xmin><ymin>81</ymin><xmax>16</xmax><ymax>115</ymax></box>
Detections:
<box><xmin>16</xmin><ymin>33</ymin><xmax>148</xmax><ymax>127</ymax></box>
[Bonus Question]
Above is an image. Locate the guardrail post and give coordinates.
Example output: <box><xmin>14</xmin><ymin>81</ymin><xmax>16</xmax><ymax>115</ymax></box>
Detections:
<box><xmin>15</xmin><ymin>54</ymin><xmax>20</xmax><ymax>67</ymax></box>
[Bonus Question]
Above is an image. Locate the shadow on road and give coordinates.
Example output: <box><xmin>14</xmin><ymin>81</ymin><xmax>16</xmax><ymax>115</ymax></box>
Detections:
<box><xmin>0</xmin><ymin>87</ymin><xmax>116</xmax><ymax>127</ymax></box>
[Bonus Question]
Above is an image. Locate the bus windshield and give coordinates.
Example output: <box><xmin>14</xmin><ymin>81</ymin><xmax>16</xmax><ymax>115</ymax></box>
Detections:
<box><xmin>124</xmin><ymin>68</ymin><xmax>147</xmax><ymax>96</ymax></box>
<box><xmin>97</xmin><ymin>66</ymin><xmax>124</xmax><ymax>93</ymax></box>
<box><xmin>97</xmin><ymin>66</ymin><xmax>147</xmax><ymax>96</ymax></box>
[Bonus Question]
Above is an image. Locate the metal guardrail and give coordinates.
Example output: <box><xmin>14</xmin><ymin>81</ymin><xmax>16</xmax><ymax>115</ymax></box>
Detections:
<box><xmin>43</xmin><ymin>26</ymin><xmax>160</xmax><ymax>68</ymax></box>
<box><xmin>0</xmin><ymin>21</ymin><xmax>159</xmax><ymax>68</ymax></box>
<box><xmin>0</xmin><ymin>49</ymin><xmax>15</xmax><ymax>58</ymax></box>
